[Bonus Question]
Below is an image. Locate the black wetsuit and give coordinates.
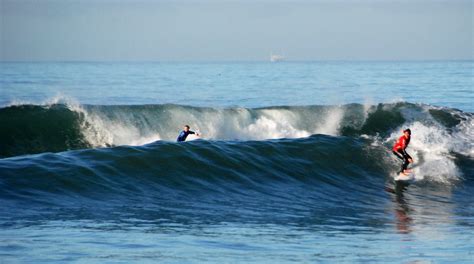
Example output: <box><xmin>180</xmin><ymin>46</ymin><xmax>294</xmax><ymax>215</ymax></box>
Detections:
<box><xmin>393</xmin><ymin>149</ymin><xmax>412</xmax><ymax>173</ymax></box>
<box><xmin>177</xmin><ymin>130</ymin><xmax>195</xmax><ymax>142</ymax></box>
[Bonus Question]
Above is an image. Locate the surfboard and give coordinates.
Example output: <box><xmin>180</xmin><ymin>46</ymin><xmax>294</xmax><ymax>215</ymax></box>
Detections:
<box><xmin>394</xmin><ymin>171</ymin><xmax>415</xmax><ymax>182</ymax></box>
<box><xmin>185</xmin><ymin>134</ymin><xmax>200</xmax><ymax>141</ymax></box>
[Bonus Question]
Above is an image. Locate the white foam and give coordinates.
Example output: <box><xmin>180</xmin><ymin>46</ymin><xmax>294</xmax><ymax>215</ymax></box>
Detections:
<box><xmin>76</xmin><ymin>108</ymin><xmax>162</xmax><ymax>147</ymax></box>
<box><xmin>174</xmin><ymin>108</ymin><xmax>314</xmax><ymax>141</ymax></box>
<box><xmin>244</xmin><ymin>109</ymin><xmax>311</xmax><ymax>139</ymax></box>
<box><xmin>314</xmin><ymin>106</ymin><xmax>344</xmax><ymax>136</ymax></box>
<box><xmin>70</xmin><ymin>105</ymin><xmax>347</xmax><ymax>147</ymax></box>
<box><xmin>386</xmin><ymin>122</ymin><xmax>462</xmax><ymax>183</ymax></box>
<box><xmin>451</xmin><ymin>113</ymin><xmax>474</xmax><ymax>157</ymax></box>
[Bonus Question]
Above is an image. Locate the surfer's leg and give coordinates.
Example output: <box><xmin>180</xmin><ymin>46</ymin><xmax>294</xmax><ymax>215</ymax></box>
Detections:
<box><xmin>402</xmin><ymin>151</ymin><xmax>413</xmax><ymax>173</ymax></box>
<box><xmin>393</xmin><ymin>151</ymin><xmax>405</xmax><ymax>173</ymax></box>
<box><xmin>402</xmin><ymin>158</ymin><xmax>409</xmax><ymax>171</ymax></box>
<box><xmin>401</xmin><ymin>153</ymin><xmax>412</xmax><ymax>173</ymax></box>
<box><xmin>405</xmin><ymin>153</ymin><xmax>412</xmax><ymax>162</ymax></box>
<box><xmin>393</xmin><ymin>151</ymin><xmax>404</xmax><ymax>160</ymax></box>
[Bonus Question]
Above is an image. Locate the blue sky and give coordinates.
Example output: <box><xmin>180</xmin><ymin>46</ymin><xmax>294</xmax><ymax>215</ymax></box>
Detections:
<box><xmin>1</xmin><ymin>0</ymin><xmax>472</xmax><ymax>61</ymax></box>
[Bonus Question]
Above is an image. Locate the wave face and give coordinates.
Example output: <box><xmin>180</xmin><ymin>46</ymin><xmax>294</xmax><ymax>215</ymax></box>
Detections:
<box><xmin>1</xmin><ymin>132</ymin><xmax>473</xmax><ymax>234</ymax></box>
<box><xmin>0</xmin><ymin>102</ymin><xmax>473</xmax><ymax>206</ymax></box>
<box><xmin>1</xmin><ymin>134</ymin><xmax>471</xmax><ymax>208</ymax></box>
<box><xmin>1</xmin><ymin>102</ymin><xmax>472</xmax><ymax>158</ymax></box>
<box><xmin>0</xmin><ymin>136</ymin><xmax>378</xmax><ymax>203</ymax></box>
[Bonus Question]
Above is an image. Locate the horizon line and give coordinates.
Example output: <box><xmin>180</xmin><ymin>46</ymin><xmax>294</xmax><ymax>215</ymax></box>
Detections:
<box><xmin>1</xmin><ymin>59</ymin><xmax>473</xmax><ymax>63</ymax></box>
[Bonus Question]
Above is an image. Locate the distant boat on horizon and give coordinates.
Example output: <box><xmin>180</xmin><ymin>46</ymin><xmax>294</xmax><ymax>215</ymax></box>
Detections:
<box><xmin>270</xmin><ymin>53</ymin><xmax>285</xmax><ymax>62</ymax></box>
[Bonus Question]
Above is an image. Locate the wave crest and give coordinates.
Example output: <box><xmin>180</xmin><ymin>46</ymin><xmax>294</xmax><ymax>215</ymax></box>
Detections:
<box><xmin>0</xmin><ymin>102</ymin><xmax>472</xmax><ymax>161</ymax></box>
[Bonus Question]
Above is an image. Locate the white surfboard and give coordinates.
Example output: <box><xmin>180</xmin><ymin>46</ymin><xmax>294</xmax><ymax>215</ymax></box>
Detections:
<box><xmin>185</xmin><ymin>134</ymin><xmax>200</xmax><ymax>141</ymax></box>
<box><xmin>394</xmin><ymin>171</ymin><xmax>415</xmax><ymax>182</ymax></box>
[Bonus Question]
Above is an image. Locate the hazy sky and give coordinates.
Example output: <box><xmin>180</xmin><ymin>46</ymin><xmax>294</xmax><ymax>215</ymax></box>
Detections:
<box><xmin>1</xmin><ymin>0</ymin><xmax>473</xmax><ymax>61</ymax></box>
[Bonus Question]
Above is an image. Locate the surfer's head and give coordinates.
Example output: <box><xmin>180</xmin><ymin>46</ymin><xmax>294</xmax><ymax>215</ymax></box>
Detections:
<box><xmin>403</xmin><ymin>128</ymin><xmax>411</xmax><ymax>137</ymax></box>
<box><xmin>184</xmin><ymin>125</ymin><xmax>190</xmax><ymax>132</ymax></box>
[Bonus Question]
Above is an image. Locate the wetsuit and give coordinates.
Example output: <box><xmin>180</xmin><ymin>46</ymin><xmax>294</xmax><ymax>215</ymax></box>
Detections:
<box><xmin>177</xmin><ymin>130</ymin><xmax>196</xmax><ymax>142</ymax></box>
<box><xmin>392</xmin><ymin>135</ymin><xmax>412</xmax><ymax>173</ymax></box>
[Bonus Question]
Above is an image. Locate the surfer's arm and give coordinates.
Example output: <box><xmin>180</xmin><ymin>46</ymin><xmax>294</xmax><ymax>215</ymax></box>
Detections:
<box><xmin>190</xmin><ymin>131</ymin><xmax>200</xmax><ymax>136</ymax></box>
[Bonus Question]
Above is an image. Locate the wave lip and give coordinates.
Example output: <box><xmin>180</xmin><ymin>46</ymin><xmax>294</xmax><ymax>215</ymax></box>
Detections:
<box><xmin>0</xmin><ymin>102</ymin><xmax>472</xmax><ymax>159</ymax></box>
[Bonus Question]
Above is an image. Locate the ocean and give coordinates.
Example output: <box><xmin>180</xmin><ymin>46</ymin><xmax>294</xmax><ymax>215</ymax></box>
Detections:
<box><xmin>1</xmin><ymin>61</ymin><xmax>473</xmax><ymax>263</ymax></box>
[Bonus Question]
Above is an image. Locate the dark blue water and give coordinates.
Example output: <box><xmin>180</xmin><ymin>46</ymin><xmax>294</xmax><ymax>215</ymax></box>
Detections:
<box><xmin>1</xmin><ymin>62</ymin><xmax>473</xmax><ymax>263</ymax></box>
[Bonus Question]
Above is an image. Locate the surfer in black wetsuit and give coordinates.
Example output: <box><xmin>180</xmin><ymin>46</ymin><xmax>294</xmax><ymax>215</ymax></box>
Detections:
<box><xmin>177</xmin><ymin>125</ymin><xmax>199</xmax><ymax>142</ymax></box>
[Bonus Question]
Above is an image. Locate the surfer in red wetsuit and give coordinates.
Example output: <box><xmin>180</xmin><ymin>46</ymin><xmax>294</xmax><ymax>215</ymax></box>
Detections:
<box><xmin>393</xmin><ymin>129</ymin><xmax>413</xmax><ymax>175</ymax></box>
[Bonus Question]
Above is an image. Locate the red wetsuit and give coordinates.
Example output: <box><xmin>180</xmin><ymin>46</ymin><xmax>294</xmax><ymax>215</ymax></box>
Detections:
<box><xmin>393</xmin><ymin>135</ymin><xmax>410</xmax><ymax>151</ymax></box>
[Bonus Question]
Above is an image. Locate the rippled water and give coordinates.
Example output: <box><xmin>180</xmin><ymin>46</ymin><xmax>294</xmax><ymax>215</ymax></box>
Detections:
<box><xmin>2</xmin><ymin>61</ymin><xmax>473</xmax><ymax>111</ymax></box>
